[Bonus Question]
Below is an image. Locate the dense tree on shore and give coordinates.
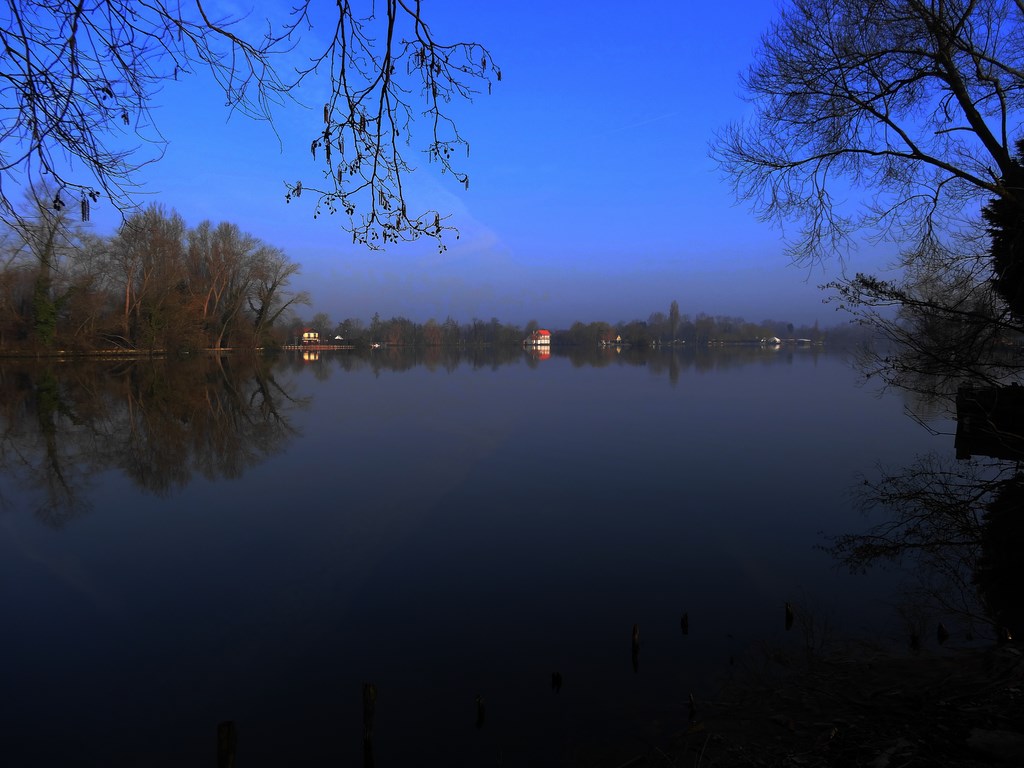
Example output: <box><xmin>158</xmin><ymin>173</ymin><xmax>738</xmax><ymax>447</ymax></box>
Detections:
<box><xmin>0</xmin><ymin>198</ymin><xmax>307</xmax><ymax>352</ymax></box>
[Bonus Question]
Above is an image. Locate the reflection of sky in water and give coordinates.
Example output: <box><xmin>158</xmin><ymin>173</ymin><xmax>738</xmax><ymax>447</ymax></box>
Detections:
<box><xmin>0</xmin><ymin>350</ymin><xmax>953</xmax><ymax>766</ymax></box>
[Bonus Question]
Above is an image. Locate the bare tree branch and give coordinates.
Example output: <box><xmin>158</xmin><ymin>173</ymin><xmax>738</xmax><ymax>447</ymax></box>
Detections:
<box><xmin>0</xmin><ymin>1</ymin><xmax>497</xmax><ymax>249</ymax></box>
<box><xmin>713</xmin><ymin>0</ymin><xmax>1024</xmax><ymax>266</ymax></box>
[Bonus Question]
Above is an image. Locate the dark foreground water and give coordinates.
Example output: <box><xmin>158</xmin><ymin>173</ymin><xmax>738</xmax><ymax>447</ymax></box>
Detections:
<box><xmin>0</xmin><ymin>346</ymin><xmax>953</xmax><ymax>766</ymax></box>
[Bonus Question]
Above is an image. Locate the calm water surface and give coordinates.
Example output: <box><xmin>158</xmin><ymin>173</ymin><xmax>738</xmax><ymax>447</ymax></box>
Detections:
<box><xmin>0</xmin><ymin>347</ymin><xmax>953</xmax><ymax>766</ymax></box>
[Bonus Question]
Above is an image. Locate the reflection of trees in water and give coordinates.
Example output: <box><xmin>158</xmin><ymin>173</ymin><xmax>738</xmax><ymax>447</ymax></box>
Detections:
<box><xmin>0</xmin><ymin>356</ymin><xmax>306</xmax><ymax>526</ymax></box>
<box><xmin>562</xmin><ymin>344</ymin><xmax>828</xmax><ymax>373</ymax></box>
<box><xmin>825</xmin><ymin>268</ymin><xmax>1024</xmax><ymax>642</ymax></box>
<box><xmin>287</xmin><ymin>343</ymin><xmax>831</xmax><ymax>377</ymax></box>
<box><xmin>0</xmin><ymin>367</ymin><xmax>100</xmax><ymax>527</ymax></box>
<box><xmin>279</xmin><ymin>345</ymin><xmax>511</xmax><ymax>377</ymax></box>
<box><xmin>828</xmin><ymin>448</ymin><xmax>1024</xmax><ymax>643</ymax></box>
<box><xmin>828</xmin><ymin>455</ymin><xmax>999</xmax><ymax>638</ymax></box>
<box><xmin>115</xmin><ymin>356</ymin><xmax>306</xmax><ymax>492</ymax></box>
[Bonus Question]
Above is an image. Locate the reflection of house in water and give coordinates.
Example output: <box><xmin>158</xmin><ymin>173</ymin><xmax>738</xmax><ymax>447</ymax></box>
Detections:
<box><xmin>302</xmin><ymin>350</ymin><xmax>320</xmax><ymax>363</ymax></box>
<box><xmin>524</xmin><ymin>329</ymin><xmax>552</xmax><ymax>359</ymax></box>
<box><xmin>955</xmin><ymin>384</ymin><xmax>1024</xmax><ymax>460</ymax></box>
<box><xmin>301</xmin><ymin>328</ymin><xmax>320</xmax><ymax>345</ymax></box>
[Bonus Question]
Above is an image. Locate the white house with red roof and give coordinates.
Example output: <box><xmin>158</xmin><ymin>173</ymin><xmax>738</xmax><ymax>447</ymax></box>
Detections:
<box><xmin>524</xmin><ymin>329</ymin><xmax>552</xmax><ymax>348</ymax></box>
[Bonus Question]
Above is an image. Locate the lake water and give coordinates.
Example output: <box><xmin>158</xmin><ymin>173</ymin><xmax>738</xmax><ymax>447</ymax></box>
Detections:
<box><xmin>0</xmin><ymin>347</ymin><xmax>955</xmax><ymax>766</ymax></box>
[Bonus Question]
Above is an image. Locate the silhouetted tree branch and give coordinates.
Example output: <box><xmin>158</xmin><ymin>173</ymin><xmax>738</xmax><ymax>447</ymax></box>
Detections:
<box><xmin>0</xmin><ymin>1</ymin><xmax>497</xmax><ymax>249</ymax></box>
<box><xmin>716</xmin><ymin>0</ymin><xmax>1024</xmax><ymax>406</ymax></box>
<box><xmin>714</xmin><ymin>0</ymin><xmax>1024</xmax><ymax>267</ymax></box>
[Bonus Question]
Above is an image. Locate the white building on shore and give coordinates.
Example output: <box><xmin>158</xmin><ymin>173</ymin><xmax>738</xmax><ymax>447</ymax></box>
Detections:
<box><xmin>523</xmin><ymin>329</ymin><xmax>552</xmax><ymax>348</ymax></box>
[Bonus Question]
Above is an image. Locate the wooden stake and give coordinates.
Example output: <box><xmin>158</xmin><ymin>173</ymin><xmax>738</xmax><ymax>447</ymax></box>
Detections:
<box><xmin>217</xmin><ymin>721</ymin><xmax>236</xmax><ymax>768</ymax></box>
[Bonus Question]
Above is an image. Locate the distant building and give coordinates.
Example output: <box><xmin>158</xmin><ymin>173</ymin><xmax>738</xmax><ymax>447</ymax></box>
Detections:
<box><xmin>524</xmin><ymin>329</ymin><xmax>552</xmax><ymax>348</ymax></box>
<box><xmin>301</xmin><ymin>328</ymin><xmax>320</xmax><ymax>345</ymax></box>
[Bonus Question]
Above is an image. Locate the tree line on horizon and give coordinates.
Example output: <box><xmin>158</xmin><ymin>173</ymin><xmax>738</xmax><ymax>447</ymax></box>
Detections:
<box><xmin>296</xmin><ymin>300</ymin><xmax>839</xmax><ymax>349</ymax></box>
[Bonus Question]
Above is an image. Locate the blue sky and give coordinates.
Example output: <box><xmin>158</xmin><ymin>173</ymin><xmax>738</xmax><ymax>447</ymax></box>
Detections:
<box><xmin>89</xmin><ymin>1</ymin><xmax>898</xmax><ymax>328</ymax></box>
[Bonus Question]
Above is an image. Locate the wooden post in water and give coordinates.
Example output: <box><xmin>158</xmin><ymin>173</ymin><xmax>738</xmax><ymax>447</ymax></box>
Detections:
<box><xmin>362</xmin><ymin>683</ymin><xmax>377</xmax><ymax>768</ymax></box>
<box><xmin>475</xmin><ymin>695</ymin><xmax>486</xmax><ymax>729</ymax></box>
<box><xmin>217</xmin><ymin>721</ymin><xmax>237</xmax><ymax>768</ymax></box>
<box><xmin>551</xmin><ymin>671</ymin><xmax>562</xmax><ymax>693</ymax></box>
<box><xmin>363</xmin><ymin>735</ymin><xmax>375</xmax><ymax>768</ymax></box>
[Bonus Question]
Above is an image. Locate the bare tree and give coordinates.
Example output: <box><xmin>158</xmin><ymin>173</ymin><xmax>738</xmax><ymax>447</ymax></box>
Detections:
<box><xmin>0</xmin><ymin>1</ymin><xmax>498</xmax><ymax>248</ymax></box>
<box><xmin>5</xmin><ymin>185</ymin><xmax>85</xmax><ymax>347</ymax></box>
<box><xmin>715</xmin><ymin>0</ymin><xmax>1024</xmax><ymax>399</ymax></box>
<box><xmin>715</xmin><ymin>0</ymin><xmax>1024</xmax><ymax>267</ymax></box>
<box><xmin>827</xmin><ymin>240</ymin><xmax>1017</xmax><ymax>399</ymax></box>
<box><xmin>108</xmin><ymin>204</ymin><xmax>186</xmax><ymax>345</ymax></box>
<box><xmin>248</xmin><ymin>246</ymin><xmax>310</xmax><ymax>345</ymax></box>
<box><xmin>198</xmin><ymin>221</ymin><xmax>265</xmax><ymax>349</ymax></box>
